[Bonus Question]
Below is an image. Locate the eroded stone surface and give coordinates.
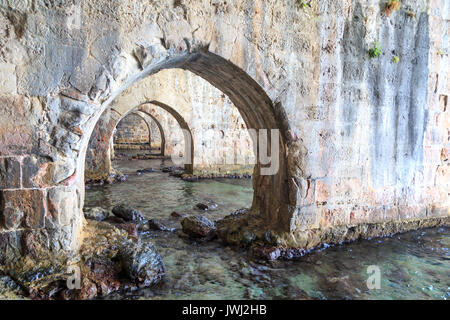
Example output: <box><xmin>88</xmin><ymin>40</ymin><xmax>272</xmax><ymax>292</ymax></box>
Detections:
<box><xmin>1</xmin><ymin>189</ymin><xmax>45</xmax><ymax>229</ymax></box>
<box><xmin>181</xmin><ymin>215</ymin><xmax>217</xmax><ymax>240</ymax></box>
<box><xmin>119</xmin><ymin>241</ymin><xmax>166</xmax><ymax>287</ymax></box>
<box><xmin>0</xmin><ymin>157</ymin><xmax>20</xmax><ymax>189</ymax></box>
<box><xmin>83</xmin><ymin>207</ymin><xmax>109</xmax><ymax>221</ymax></box>
<box><xmin>112</xmin><ymin>204</ymin><xmax>145</xmax><ymax>223</ymax></box>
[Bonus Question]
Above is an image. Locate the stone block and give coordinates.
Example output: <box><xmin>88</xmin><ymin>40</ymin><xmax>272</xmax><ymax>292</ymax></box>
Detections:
<box><xmin>331</xmin><ymin>178</ymin><xmax>361</xmax><ymax>200</ymax></box>
<box><xmin>398</xmin><ymin>205</ymin><xmax>427</xmax><ymax>220</ymax></box>
<box><xmin>384</xmin><ymin>206</ymin><xmax>400</xmax><ymax>220</ymax></box>
<box><xmin>289</xmin><ymin>178</ymin><xmax>314</xmax><ymax>206</ymax></box>
<box><xmin>349</xmin><ymin>207</ymin><xmax>370</xmax><ymax>224</ymax></box>
<box><xmin>0</xmin><ymin>189</ymin><xmax>46</xmax><ymax>229</ymax></box>
<box><xmin>315</xmin><ymin>179</ymin><xmax>330</xmax><ymax>204</ymax></box>
<box><xmin>321</xmin><ymin>207</ymin><xmax>350</xmax><ymax>228</ymax></box>
<box><xmin>46</xmin><ymin>186</ymin><xmax>79</xmax><ymax>227</ymax></box>
<box><xmin>22</xmin><ymin>155</ymin><xmax>55</xmax><ymax>188</ymax></box>
<box><xmin>293</xmin><ymin>206</ymin><xmax>320</xmax><ymax>230</ymax></box>
<box><xmin>0</xmin><ymin>95</ymin><xmax>35</xmax><ymax>156</ymax></box>
<box><xmin>0</xmin><ymin>230</ymin><xmax>23</xmax><ymax>265</ymax></box>
<box><xmin>0</xmin><ymin>157</ymin><xmax>21</xmax><ymax>189</ymax></box>
<box><xmin>0</xmin><ymin>63</ymin><xmax>17</xmax><ymax>94</ymax></box>
<box><xmin>365</xmin><ymin>206</ymin><xmax>386</xmax><ymax>223</ymax></box>
<box><xmin>428</xmin><ymin>205</ymin><xmax>449</xmax><ymax>217</ymax></box>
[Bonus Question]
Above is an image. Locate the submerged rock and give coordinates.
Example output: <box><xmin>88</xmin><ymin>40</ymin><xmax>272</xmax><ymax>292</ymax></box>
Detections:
<box><xmin>84</xmin><ymin>207</ymin><xmax>110</xmax><ymax>221</ymax></box>
<box><xmin>162</xmin><ymin>166</ymin><xmax>183</xmax><ymax>173</ymax></box>
<box><xmin>148</xmin><ymin>219</ymin><xmax>175</xmax><ymax>232</ymax></box>
<box><xmin>170</xmin><ymin>211</ymin><xmax>185</xmax><ymax>219</ymax></box>
<box><xmin>181</xmin><ymin>216</ymin><xmax>216</xmax><ymax>240</ymax></box>
<box><xmin>105</xmin><ymin>173</ymin><xmax>128</xmax><ymax>184</ymax></box>
<box><xmin>119</xmin><ymin>242</ymin><xmax>166</xmax><ymax>287</ymax></box>
<box><xmin>181</xmin><ymin>174</ymin><xmax>199</xmax><ymax>182</ymax></box>
<box><xmin>85</xmin><ymin>172</ymin><xmax>128</xmax><ymax>185</ymax></box>
<box><xmin>112</xmin><ymin>204</ymin><xmax>145</xmax><ymax>222</ymax></box>
<box><xmin>137</xmin><ymin>168</ymin><xmax>154</xmax><ymax>174</ymax></box>
<box><xmin>115</xmin><ymin>174</ymin><xmax>128</xmax><ymax>182</ymax></box>
<box><xmin>195</xmin><ymin>201</ymin><xmax>218</xmax><ymax>211</ymax></box>
<box><xmin>249</xmin><ymin>246</ymin><xmax>281</xmax><ymax>260</ymax></box>
<box><xmin>103</xmin><ymin>216</ymin><xmax>126</xmax><ymax>224</ymax></box>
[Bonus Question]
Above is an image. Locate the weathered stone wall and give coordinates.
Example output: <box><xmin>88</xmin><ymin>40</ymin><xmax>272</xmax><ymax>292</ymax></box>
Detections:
<box><xmin>0</xmin><ymin>0</ymin><xmax>448</xmax><ymax>267</ymax></box>
<box><xmin>287</xmin><ymin>0</ymin><xmax>450</xmax><ymax>247</ymax></box>
<box><xmin>114</xmin><ymin>112</ymin><xmax>150</xmax><ymax>145</ymax></box>
<box><xmin>130</xmin><ymin>110</ymin><xmax>163</xmax><ymax>150</ymax></box>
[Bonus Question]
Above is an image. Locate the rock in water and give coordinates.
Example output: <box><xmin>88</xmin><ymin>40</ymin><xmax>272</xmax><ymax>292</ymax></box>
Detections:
<box><xmin>112</xmin><ymin>204</ymin><xmax>144</xmax><ymax>222</ymax></box>
<box><xmin>162</xmin><ymin>166</ymin><xmax>183</xmax><ymax>173</ymax></box>
<box><xmin>148</xmin><ymin>219</ymin><xmax>175</xmax><ymax>232</ymax></box>
<box><xmin>119</xmin><ymin>242</ymin><xmax>166</xmax><ymax>287</ymax></box>
<box><xmin>116</xmin><ymin>174</ymin><xmax>128</xmax><ymax>182</ymax></box>
<box><xmin>137</xmin><ymin>168</ymin><xmax>154</xmax><ymax>174</ymax></box>
<box><xmin>195</xmin><ymin>203</ymin><xmax>208</xmax><ymax>210</ymax></box>
<box><xmin>84</xmin><ymin>207</ymin><xmax>110</xmax><ymax>221</ymax></box>
<box><xmin>181</xmin><ymin>216</ymin><xmax>216</xmax><ymax>239</ymax></box>
<box><xmin>170</xmin><ymin>211</ymin><xmax>185</xmax><ymax>219</ymax></box>
<box><xmin>195</xmin><ymin>202</ymin><xmax>218</xmax><ymax>211</ymax></box>
<box><xmin>249</xmin><ymin>246</ymin><xmax>281</xmax><ymax>260</ymax></box>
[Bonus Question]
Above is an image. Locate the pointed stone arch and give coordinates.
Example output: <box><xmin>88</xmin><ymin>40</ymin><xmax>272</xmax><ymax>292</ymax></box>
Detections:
<box><xmin>81</xmin><ymin>51</ymin><xmax>297</xmax><ymax>235</ymax></box>
<box><xmin>117</xmin><ymin>101</ymin><xmax>195</xmax><ymax>173</ymax></box>
<box><xmin>137</xmin><ymin>101</ymin><xmax>194</xmax><ymax>173</ymax></box>
<box><xmin>133</xmin><ymin>110</ymin><xmax>166</xmax><ymax>156</ymax></box>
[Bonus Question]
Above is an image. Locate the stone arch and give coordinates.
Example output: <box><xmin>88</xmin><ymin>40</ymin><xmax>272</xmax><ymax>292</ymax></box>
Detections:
<box><xmin>137</xmin><ymin>102</ymin><xmax>194</xmax><ymax>173</ymax></box>
<box><xmin>81</xmin><ymin>51</ymin><xmax>297</xmax><ymax>236</ymax></box>
<box><xmin>86</xmin><ymin>101</ymin><xmax>193</xmax><ymax>180</ymax></box>
<box><xmin>0</xmin><ymin>49</ymin><xmax>301</xmax><ymax>268</ymax></box>
<box><xmin>115</xmin><ymin>102</ymin><xmax>194</xmax><ymax>173</ymax></box>
<box><xmin>133</xmin><ymin>110</ymin><xmax>166</xmax><ymax>156</ymax></box>
<box><xmin>85</xmin><ymin>108</ymin><xmax>123</xmax><ymax>182</ymax></box>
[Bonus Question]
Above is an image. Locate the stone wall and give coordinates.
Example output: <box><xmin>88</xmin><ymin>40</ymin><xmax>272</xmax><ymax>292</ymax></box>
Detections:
<box><xmin>287</xmin><ymin>0</ymin><xmax>450</xmax><ymax>247</ymax></box>
<box><xmin>114</xmin><ymin>112</ymin><xmax>150</xmax><ymax>145</ymax></box>
<box><xmin>0</xmin><ymin>0</ymin><xmax>448</xmax><ymax>267</ymax></box>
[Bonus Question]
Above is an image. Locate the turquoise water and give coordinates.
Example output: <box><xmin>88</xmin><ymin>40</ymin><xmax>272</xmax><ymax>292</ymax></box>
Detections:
<box><xmin>84</xmin><ymin>156</ymin><xmax>449</xmax><ymax>300</ymax></box>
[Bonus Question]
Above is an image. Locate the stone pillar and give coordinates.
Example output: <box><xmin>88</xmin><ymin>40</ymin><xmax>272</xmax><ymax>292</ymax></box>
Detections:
<box><xmin>85</xmin><ymin>108</ymin><xmax>121</xmax><ymax>182</ymax></box>
<box><xmin>0</xmin><ymin>159</ymin><xmax>83</xmax><ymax>266</ymax></box>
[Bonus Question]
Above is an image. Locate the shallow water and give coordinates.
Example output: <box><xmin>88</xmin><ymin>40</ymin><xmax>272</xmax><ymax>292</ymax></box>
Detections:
<box><xmin>85</xmin><ymin>156</ymin><xmax>449</xmax><ymax>300</ymax></box>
